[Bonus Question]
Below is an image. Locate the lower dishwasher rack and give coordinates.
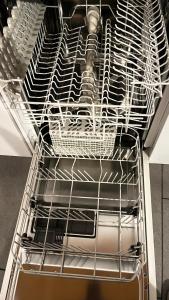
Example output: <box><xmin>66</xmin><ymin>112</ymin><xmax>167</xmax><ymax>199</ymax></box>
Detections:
<box><xmin>1</xmin><ymin>126</ymin><xmax>149</xmax><ymax>300</ymax></box>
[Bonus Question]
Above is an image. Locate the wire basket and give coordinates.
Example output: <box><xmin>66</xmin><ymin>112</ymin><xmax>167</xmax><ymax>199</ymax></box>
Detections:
<box><xmin>48</xmin><ymin>119</ymin><xmax>117</xmax><ymax>157</ymax></box>
<box><xmin>11</xmin><ymin>126</ymin><xmax>146</xmax><ymax>282</ymax></box>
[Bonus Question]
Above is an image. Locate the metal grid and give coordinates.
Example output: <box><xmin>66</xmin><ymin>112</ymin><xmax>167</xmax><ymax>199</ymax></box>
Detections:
<box><xmin>11</xmin><ymin>127</ymin><xmax>146</xmax><ymax>282</ymax></box>
<box><xmin>0</xmin><ymin>1</ymin><xmax>45</xmax><ymax>81</ymax></box>
<box><xmin>5</xmin><ymin>0</ymin><xmax>167</xmax><ymax>132</ymax></box>
<box><xmin>0</xmin><ymin>0</ymin><xmax>168</xmax><ymax>159</ymax></box>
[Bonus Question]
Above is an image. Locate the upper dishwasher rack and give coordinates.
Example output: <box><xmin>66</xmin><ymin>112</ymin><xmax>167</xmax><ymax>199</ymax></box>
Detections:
<box><xmin>8</xmin><ymin>0</ymin><xmax>168</xmax><ymax>133</ymax></box>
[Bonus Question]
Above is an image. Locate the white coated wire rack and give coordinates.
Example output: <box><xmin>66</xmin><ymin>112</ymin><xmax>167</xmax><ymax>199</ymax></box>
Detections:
<box><xmin>0</xmin><ymin>0</ymin><xmax>168</xmax><ymax>160</ymax></box>
<box><xmin>5</xmin><ymin>0</ymin><xmax>167</xmax><ymax>133</ymax></box>
<box><xmin>0</xmin><ymin>1</ymin><xmax>46</xmax><ymax>150</ymax></box>
<box><xmin>0</xmin><ymin>0</ymin><xmax>45</xmax><ymax>83</ymax></box>
<box><xmin>10</xmin><ymin>127</ymin><xmax>146</xmax><ymax>282</ymax></box>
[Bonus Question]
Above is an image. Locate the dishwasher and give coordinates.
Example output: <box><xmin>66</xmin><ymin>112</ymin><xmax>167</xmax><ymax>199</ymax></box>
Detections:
<box><xmin>0</xmin><ymin>0</ymin><xmax>168</xmax><ymax>299</ymax></box>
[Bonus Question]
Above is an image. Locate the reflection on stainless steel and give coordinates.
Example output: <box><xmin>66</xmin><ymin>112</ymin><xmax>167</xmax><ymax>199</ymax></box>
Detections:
<box><xmin>81</xmin><ymin>6</ymin><xmax>100</xmax><ymax>109</ymax></box>
<box><xmin>86</xmin><ymin>6</ymin><xmax>100</xmax><ymax>35</ymax></box>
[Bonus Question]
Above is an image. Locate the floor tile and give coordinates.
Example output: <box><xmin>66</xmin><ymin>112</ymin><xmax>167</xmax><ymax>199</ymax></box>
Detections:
<box><xmin>0</xmin><ymin>270</ymin><xmax>5</xmax><ymax>291</ymax></box>
<box><xmin>0</xmin><ymin>156</ymin><xmax>31</xmax><ymax>269</ymax></box>
<box><xmin>163</xmin><ymin>199</ymin><xmax>169</xmax><ymax>284</ymax></box>
<box><xmin>150</xmin><ymin>164</ymin><xmax>162</xmax><ymax>298</ymax></box>
<box><xmin>163</xmin><ymin>165</ymin><xmax>169</xmax><ymax>199</ymax></box>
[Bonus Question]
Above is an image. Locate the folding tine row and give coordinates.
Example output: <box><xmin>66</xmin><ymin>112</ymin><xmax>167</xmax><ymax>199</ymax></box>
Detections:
<box><xmin>0</xmin><ymin>0</ymin><xmax>45</xmax><ymax>86</ymax></box>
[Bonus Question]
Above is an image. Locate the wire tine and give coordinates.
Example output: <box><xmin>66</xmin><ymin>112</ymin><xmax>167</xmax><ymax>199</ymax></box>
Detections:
<box><xmin>101</xmin><ymin>171</ymin><xmax>107</xmax><ymax>182</ymax></box>
<box><xmin>83</xmin><ymin>170</ymin><xmax>95</xmax><ymax>181</ymax></box>
<box><xmin>128</xmin><ymin>173</ymin><xmax>135</xmax><ymax>183</ymax></box>
<box><xmin>39</xmin><ymin>168</ymin><xmax>50</xmax><ymax>179</ymax></box>
<box><xmin>111</xmin><ymin>171</ymin><xmax>119</xmax><ymax>183</ymax></box>
<box><xmin>64</xmin><ymin>169</ymin><xmax>75</xmax><ymax>180</ymax></box>
<box><xmin>72</xmin><ymin>170</ymin><xmax>82</xmax><ymax>181</ymax></box>
<box><xmin>54</xmin><ymin>170</ymin><xmax>65</xmax><ymax>180</ymax></box>
<box><xmin>121</xmin><ymin>172</ymin><xmax>133</xmax><ymax>184</ymax></box>
<box><xmin>112</xmin><ymin>148</ymin><xmax>119</xmax><ymax>160</ymax></box>
<box><xmin>106</xmin><ymin>171</ymin><xmax>114</xmax><ymax>182</ymax></box>
<box><xmin>37</xmin><ymin>208</ymin><xmax>49</xmax><ymax>217</ymax></box>
<box><xmin>77</xmin><ymin>170</ymin><xmax>89</xmax><ymax>181</ymax></box>
<box><xmin>57</xmin><ymin>169</ymin><xmax>71</xmax><ymax>180</ymax></box>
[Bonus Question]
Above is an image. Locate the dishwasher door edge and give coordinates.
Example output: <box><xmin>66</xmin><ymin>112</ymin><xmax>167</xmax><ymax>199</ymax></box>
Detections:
<box><xmin>143</xmin><ymin>152</ymin><xmax>157</xmax><ymax>300</ymax></box>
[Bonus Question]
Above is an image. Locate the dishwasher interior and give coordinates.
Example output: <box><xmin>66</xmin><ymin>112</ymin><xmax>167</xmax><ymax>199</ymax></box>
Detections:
<box><xmin>15</xmin><ymin>126</ymin><xmax>145</xmax><ymax>281</ymax></box>
<box><xmin>0</xmin><ymin>0</ymin><xmax>169</xmax><ymax>299</ymax></box>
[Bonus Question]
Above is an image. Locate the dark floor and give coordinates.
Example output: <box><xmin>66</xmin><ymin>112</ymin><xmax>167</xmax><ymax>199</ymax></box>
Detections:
<box><xmin>150</xmin><ymin>165</ymin><xmax>169</xmax><ymax>300</ymax></box>
<box><xmin>0</xmin><ymin>156</ymin><xmax>31</xmax><ymax>290</ymax></box>
<box><xmin>0</xmin><ymin>157</ymin><xmax>168</xmax><ymax>299</ymax></box>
